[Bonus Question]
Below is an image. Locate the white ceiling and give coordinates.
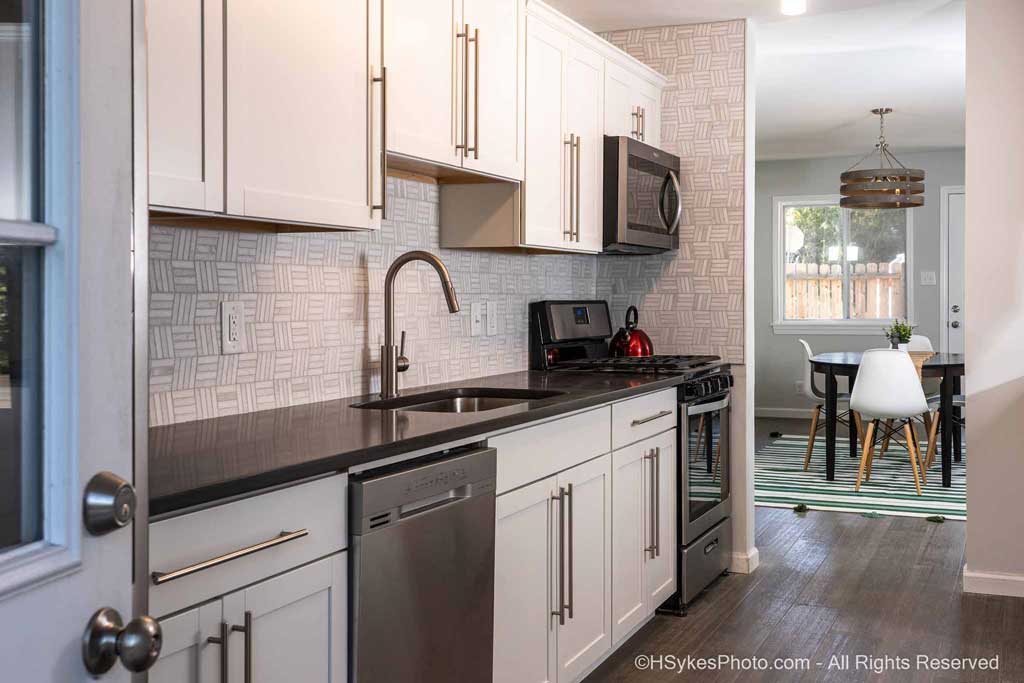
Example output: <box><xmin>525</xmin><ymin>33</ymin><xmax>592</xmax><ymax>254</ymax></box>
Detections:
<box><xmin>548</xmin><ymin>0</ymin><xmax>966</xmax><ymax>160</ymax></box>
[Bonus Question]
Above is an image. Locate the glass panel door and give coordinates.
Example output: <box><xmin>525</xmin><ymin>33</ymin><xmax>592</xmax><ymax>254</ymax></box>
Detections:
<box><xmin>685</xmin><ymin>400</ymin><xmax>729</xmax><ymax>525</ymax></box>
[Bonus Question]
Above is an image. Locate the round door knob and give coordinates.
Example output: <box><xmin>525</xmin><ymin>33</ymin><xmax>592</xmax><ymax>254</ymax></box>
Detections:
<box><xmin>951</xmin><ymin>321</ymin><xmax>960</xmax><ymax>328</ymax></box>
<box><xmin>82</xmin><ymin>608</ymin><xmax>162</xmax><ymax>675</ymax></box>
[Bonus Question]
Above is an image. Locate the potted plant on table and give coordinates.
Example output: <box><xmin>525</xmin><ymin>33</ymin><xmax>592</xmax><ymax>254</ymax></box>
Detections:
<box><xmin>883</xmin><ymin>319</ymin><xmax>915</xmax><ymax>349</ymax></box>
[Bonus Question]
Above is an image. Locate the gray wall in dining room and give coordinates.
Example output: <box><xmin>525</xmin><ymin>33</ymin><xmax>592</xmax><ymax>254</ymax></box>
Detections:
<box><xmin>754</xmin><ymin>148</ymin><xmax>965</xmax><ymax>414</ymax></box>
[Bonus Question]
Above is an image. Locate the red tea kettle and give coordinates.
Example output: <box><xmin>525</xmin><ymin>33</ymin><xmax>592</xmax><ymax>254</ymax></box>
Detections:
<box><xmin>609</xmin><ymin>306</ymin><xmax>654</xmax><ymax>357</ymax></box>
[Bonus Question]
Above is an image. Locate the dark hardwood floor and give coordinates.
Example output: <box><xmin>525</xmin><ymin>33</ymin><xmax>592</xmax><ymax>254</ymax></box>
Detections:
<box><xmin>586</xmin><ymin>507</ymin><xmax>1023</xmax><ymax>682</ymax></box>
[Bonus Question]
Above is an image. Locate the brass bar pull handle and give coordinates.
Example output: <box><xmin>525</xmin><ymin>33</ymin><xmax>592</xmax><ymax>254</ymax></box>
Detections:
<box><xmin>469</xmin><ymin>27</ymin><xmax>479</xmax><ymax>158</ymax></box>
<box><xmin>371</xmin><ymin>68</ymin><xmax>387</xmax><ymax>219</ymax></box>
<box><xmin>566</xmin><ymin>482</ymin><xmax>574</xmax><ymax>619</ymax></box>
<box><xmin>632</xmin><ymin>409</ymin><xmax>673</xmax><ymax>427</ymax></box>
<box><xmin>563</xmin><ymin>134</ymin><xmax>575</xmax><ymax>239</ymax></box>
<box><xmin>574</xmin><ymin>135</ymin><xmax>581</xmax><ymax>242</ymax></box>
<box><xmin>551</xmin><ymin>487</ymin><xmax>566</xmax><ymax>625</ymax></box>
<box><xmin>231</xmin><ymin>611</ymin><xmax>253</xmax><ymax>683</ymax></box>
<box><xmin>206</xmin><ymin>621</ymin><xmax>229</xmax><ymax>682</ymax></box>
<box><xmin>151</xmin><ymin>529</ymin><xmax>309</xmax><ymax>585</ymax></box>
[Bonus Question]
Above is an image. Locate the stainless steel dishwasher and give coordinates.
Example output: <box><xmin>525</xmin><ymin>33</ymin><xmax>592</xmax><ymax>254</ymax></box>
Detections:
<box><xmin>350</xmin><ymin>445</ymin><xmax>497</xmax><ymax>682</ymax></box>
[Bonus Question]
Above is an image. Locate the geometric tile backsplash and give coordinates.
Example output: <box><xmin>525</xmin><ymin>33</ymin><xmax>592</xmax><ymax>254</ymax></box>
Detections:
<box><xmin>599</xmin><ymin>20</ymin><xmax>746</xmax><ymax>363</ymax></box>
<box><xmin>149</xmin><ymin>177</ymin><xmax>597</xmax><ymax>425</ymax></box>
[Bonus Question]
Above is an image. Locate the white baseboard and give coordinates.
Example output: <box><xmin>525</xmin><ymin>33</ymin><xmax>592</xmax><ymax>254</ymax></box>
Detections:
<box><xmin>963</xmin><ymin>566</ymin><xmax>1024</xmax><ymax>597</ymax></box>
<box><xmin>730</xmin><ymin>547</ymin><xmax>760</xmax><ymax>574</ymax></box>
<box><xmin>755</xmin><ymin>407</ymin><xmax>813</xmax><ymax>419</ymax></box>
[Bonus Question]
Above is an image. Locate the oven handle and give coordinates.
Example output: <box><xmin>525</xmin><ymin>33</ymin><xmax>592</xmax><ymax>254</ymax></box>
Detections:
<box><xmin>685</xmin><ymin>395</ymin><xmax>729</xmax><ymax>417</ymax></box>
<box><xmin>657</xmin><ymin>170</ymin><xmax>682</xmax><ymax>235</ymax></box>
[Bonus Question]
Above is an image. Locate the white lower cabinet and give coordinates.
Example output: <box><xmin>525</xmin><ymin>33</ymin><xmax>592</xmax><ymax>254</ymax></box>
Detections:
<box><xmin>153</xmin><ymin>553</ymin><xmax>347</xmax><ymax>683</ymax></box>
<box><xmin>494</xmin><ymin>454</ymin><xmax>612</xmax><ymax>683</ymax></box>
<box><xmin>611</xmin><ymin>429</ymin><xmax>676</xmax><ymax>645</ymax></box>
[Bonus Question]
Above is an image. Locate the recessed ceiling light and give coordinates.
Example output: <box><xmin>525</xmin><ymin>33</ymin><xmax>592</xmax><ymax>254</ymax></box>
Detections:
<box><xmin>781</xmin><ymin>0</ymin><xmax>807</xmax><ymax>16</ymax></box>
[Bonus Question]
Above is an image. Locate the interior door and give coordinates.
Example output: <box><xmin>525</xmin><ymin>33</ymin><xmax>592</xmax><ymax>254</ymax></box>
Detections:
<box><xmin>555</xmin><ymin>454</ymin><xmax>612</xmax><ymax>683</ymax></box>
<box><xmin>945</xmin><ymin>189</ymin><xmax>966</xmax><ymax>354</ymax></box>
<box><xmin>383</xmin><ymin>0</ymin><xmax>461</xmax><ymax>167</ymax></box>
<box><xmin>0</xmin><ymin>1</ymin><xmax>140</xmax><ymax>680</ymax></box>
<box><xmin>564</xmin><ymin>39</ymin><xmax>603</xmax><ymax>252</ymax></box>
<box><xmin>461</xmin><ymin>0</ymin><xmax>524</xmax><ymax>180</ymax></box>
<box><xmin>523</xmin><ymin>17</ymin><xmax>567</xmax><ymax>249</ymax></box>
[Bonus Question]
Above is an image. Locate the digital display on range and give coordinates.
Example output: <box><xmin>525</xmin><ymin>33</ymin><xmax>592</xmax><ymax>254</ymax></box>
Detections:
<box><xmin>573</xmin><ymin>306</ymin><xmax>590</xmax><ymax>325</ymax></box>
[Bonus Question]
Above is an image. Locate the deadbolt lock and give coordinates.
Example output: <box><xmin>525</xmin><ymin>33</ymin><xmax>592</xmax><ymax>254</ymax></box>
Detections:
<box><xmin>83</xmin><ymin>471</ymin><xmax>137</xmax><ymax>536</ymax></box>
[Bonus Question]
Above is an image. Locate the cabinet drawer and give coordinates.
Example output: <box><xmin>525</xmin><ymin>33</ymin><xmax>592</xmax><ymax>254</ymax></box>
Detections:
<box><xmin>612</xmin><ymin>388</ymin><xmax>677</xmax><ymax>450</ymax></box>
<box><xmin>491</xmin><ymin>406</ymin><xmax>610</xmax><ymax>494</ymax></box>
<box><xmin>150</xmin><ymin>473</ymin><xmax>347</xmax><ymax>617</ymax></box>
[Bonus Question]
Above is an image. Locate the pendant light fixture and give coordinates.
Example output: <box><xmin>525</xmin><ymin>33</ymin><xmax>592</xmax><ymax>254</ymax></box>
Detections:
<box><xmin>840</xmin><ymin>108</ymin><xmax>925</xmax><ymax>209</ymax></box>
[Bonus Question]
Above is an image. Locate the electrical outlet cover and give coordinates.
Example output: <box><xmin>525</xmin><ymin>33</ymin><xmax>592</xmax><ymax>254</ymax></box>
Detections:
<box><xmin>920</xmin><ymin>270</ymin><xmax>937</xmax><ymax>286</ymax></box>
<box><xmin>486</xmin><ymin>301</ymin><xmax>498</xmax><ymax>336</ymax></box>
<box><xmin>471</xmin><ymin>302</ymin><xmax>484</xmax><ymax>337</ymax></box>
<box><xmin>221</xmin><ymin>301</ymin><xmax>244</xmax><ymax>354</ymax></box>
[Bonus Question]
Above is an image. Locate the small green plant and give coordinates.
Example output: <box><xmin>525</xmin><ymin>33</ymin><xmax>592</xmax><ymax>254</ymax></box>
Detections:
<box><xmin>883</xmin><ymin>318</ymin><xmax>915</xmax><ymax>345</ymax></box>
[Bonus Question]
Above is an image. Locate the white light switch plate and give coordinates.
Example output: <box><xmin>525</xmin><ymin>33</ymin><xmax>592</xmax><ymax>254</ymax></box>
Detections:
<box><xmin>471</xmin><ymin>302</ymin><xmax>484</xmax><ymax>337</ymax></box>
<box><xmin>486</xmin><ymin>301</ymin><xmax>498</xmax><ymax>336</ymax></box>
<box><xmin>920</xmin><ymin>271</ymin><xmax>937</xmax><ymax>286</ymax></box>
<box><xmin>221</xmin><ymin>301</ymin><xmax>245</xmax><ymax>354</ymax></box>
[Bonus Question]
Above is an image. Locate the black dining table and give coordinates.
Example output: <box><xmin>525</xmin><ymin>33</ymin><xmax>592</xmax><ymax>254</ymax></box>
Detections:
<box><xmin>809</xmin><ymin>352</ymin><xmax>965</xmax><ymax>488</ymax></box>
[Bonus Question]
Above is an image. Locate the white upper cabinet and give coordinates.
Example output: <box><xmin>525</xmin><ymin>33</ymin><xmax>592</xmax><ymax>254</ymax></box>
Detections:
<box><xmin>225</xmin><ymin>0</ymin><xmax>376</xmax><ymax>228</ymax></box>
<box><xmin>604</xmin><ymin>59</ymin><xmax>661</xmax><ymax>148</ymax></box>
<box><xmin>147</xmin><ymin>0</ymin><xmax>223</xmax><ymax>212</ymax></box>
<box><xmin>564</xmin><ymin>39</ymin><xmax>603</xmax><ymax>253</ymax></box>
<box><xmin>383</xmin><ymin>0</ymin><xmax>461</xmax><ymax>168</ymax></box>
<box><xmin>461</xmin><ymin>0</ymin><xmax>526</xmax><ymax>179</ymax></box>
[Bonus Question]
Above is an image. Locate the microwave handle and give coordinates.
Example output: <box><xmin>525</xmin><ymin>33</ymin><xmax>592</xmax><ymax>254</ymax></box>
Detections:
<box><xmin>657</xmin><ymin>170</ymin><xmax>683</xmax><ymax>235</ymax></box>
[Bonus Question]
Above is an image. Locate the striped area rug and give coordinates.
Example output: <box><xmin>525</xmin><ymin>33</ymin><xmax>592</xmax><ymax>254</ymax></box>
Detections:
<box><xmin>755</xmin><ymin>434</ymin><xmax>967</xmax><ymax>520</ymax></box>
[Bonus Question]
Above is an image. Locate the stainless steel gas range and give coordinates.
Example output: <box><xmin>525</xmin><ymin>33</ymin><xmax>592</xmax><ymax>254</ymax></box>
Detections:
<box><xmin>529</xmin><ymin>300</ymin><xmax>733</xmax><ymax>612</ymax></box>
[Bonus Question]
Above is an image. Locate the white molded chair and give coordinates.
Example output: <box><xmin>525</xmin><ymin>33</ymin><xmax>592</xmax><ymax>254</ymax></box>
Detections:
<box><xmin>879</xmin><ymin>334</ymin><xmax>940</xmax><ymax>456</ymax></box>
<box><xmin>850</xmin><ymin>349</ymin><xmax>930</xmax><ymax>495</ymax></box>
<box><xmin>798</xmin><ymin>339</ymin><xmax>862</xmax><ymax>471</ymax></box>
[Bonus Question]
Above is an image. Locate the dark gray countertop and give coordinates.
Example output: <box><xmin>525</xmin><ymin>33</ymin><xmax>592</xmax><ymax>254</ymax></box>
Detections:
<box><xmin>149</xmin><ymin>370</ymin><xmax>688</xmax><ymax>517</ymax></box>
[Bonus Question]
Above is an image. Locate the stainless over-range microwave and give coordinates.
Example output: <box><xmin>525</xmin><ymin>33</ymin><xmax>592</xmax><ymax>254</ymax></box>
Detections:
<box><xmin>602</xmin><ymin>136</ymin><xmax>682</xmax><ymax>254</ymax></box>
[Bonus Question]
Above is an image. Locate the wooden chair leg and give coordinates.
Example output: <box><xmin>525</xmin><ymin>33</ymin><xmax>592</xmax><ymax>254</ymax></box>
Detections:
<box><xmin>864</xmin><ymin>420</ymin><xmax>878</xmax><ymax>481</ymax></box>
<box><xmin>904</xmin><ymin>422</ymin><xmax>922</xmax><ymax>495</ymax></box>
<box><xmin>804</xmin><ymin>405</ymin><xmax>822</xmax><ymax>471</ymax></box>
<box><xmin>880</xmin><ymin>419</ymin><xmax>893</xmax><ymax>456</ymax></box>
<box><xmin>922</xmin><ymin>411</ymin><xmax>932</xmax><ymax>439</ymax></box>
<box><xmin>692</xmin><ymin>414</ymin><xmax>705</xmax><ymax>462</ymax></box>
<box><xmin>856</xmin><ymin>420</ymin><xmax>877</xmax><ymax>492</ymax></box>
<box><xmin>925</xmin><ymin>409</ymin><xmax>940</xmax><ymax>470</ymax></box>
<box><xmin>909</xmin><ymin>424</ymin><xmax>926</xmax><ymax>485</ymax></box>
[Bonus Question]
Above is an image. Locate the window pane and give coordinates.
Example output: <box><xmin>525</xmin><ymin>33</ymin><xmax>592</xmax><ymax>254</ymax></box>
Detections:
<box><xmin>847</xmin><ymin>208</ymin><xmax>907</xmax><ymax>319</ymax></box>
<box><xmin>0</xmin><ymin>0</ymin><xmax>39</xmax><ymax>221</ymax></box>
<box><xmin>782</xmin><ymin>205</ymin><xmax>843</xmax><ymax>320</ymax></box>
<box><xmin>0</xmin><ymin>245</ymin><xmax>42</xmax><ymax>552</ymax></box>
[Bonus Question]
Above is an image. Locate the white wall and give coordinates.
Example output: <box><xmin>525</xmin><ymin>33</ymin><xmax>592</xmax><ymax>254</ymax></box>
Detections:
<box><xmin>963</xmin><ymin>0</ymin><xmax>1024</xmax><ymax>598</ymax></box>
<box><xmin>754</xmin><ymin>149</ymin><xmax>965</xmax><ymax>414</ymax></box>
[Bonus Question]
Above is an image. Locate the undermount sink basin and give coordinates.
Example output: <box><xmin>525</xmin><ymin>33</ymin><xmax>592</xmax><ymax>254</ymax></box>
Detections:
<box><xmin>353</xmin><ymin>388</ymin><xmax>564</xmax><ymax>413</ymax></box>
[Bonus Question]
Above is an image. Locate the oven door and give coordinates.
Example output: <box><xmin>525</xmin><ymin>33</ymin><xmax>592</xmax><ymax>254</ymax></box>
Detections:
<box><xmin>680</xmin><ymin>393</ymin><xmax>731</xmax><ymax>545</ymax></box>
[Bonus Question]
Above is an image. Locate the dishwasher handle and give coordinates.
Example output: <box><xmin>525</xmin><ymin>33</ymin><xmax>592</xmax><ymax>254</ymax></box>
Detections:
<box><xmin>399</xmin><ymin>483</ymin><xmax>476</xmax><ymax>519</ymax></box>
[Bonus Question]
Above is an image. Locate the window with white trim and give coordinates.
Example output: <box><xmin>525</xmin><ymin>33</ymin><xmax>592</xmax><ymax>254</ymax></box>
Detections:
<box><xmin>773</xmin><ymin>195</ymin><xmax>913</xmax><ymax>333</ymax></box>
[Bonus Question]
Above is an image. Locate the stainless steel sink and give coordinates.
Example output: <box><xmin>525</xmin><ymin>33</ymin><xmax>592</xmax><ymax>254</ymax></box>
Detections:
<box><xmin>353</xmin><ymin>388</ymin><xmax>564</xmax><ymax>413</ymax></box>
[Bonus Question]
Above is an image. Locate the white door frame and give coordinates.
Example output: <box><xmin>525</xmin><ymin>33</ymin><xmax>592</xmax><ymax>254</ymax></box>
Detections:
<box><xmin>939</xmin><ymin>185</ymin><xmax>966</xmax><ymax>352</ymax></box>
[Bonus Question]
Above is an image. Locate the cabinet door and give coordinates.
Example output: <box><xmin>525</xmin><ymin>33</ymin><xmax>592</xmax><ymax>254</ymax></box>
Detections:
<box><xmin>610</xmin><ymin>443</ymin><xmax>647</xmax><ymax>645</ymax></box>
<box><xmin>462</xmin><ymin>0</ymin><xmax>525</xmax><ymax>180</ymax></box>
<box><xmin>603</xmin><ymin>60</ymin><xmax>638</xmax><ymax>140</ymax></box>
<box><xmin>556</xmin><ymin>454</ymin><xmax>612</xmax><ymax>682</ymax></box>
<box><xmin>225</xmin><ymin>554</ymin><xmax>347</xmax><ymax>683</ymax></box>
<box><xmin>147</xmin><ymin>0</ymin><xmax>223</xmax><ymax>211</ymax></box>
<box><xmin>149</xmin><ymin>601</ymin><xmax>223</xmax><ymax>683</ymax></box>
<box><xmin>522</xmin><ymin>17</ymin><xmax>567</xmax><ymax>250</ymax></box>
<box><xmin>383</xmin><ymin>0</ymin><xmax>461</xmax><ymax>167</ymax></box>
<box><xmin>225</xmin><ymin>0</ymin><xmax>373</xmax><ymax>229</ymax></box>
<box><xmin>494</xmin><ymin>477</ymin><xmax>557</xmax><ymax>683</ymax></box>
<box><xmin>565</xmin><ymin>40</ymin><xmax>603</xmax><ymax>253</ymax></box>
<box><xmin>645</xmin><ymin>430</ymin><xmax>677</xmax><ymax>610</ymax></box>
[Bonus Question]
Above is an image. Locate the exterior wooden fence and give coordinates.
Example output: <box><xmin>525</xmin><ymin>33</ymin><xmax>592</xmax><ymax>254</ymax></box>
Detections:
<box><xmin>785</xmin><ymin>262</ymin><xmax>905</xmax><ymax>320</ymax></box>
